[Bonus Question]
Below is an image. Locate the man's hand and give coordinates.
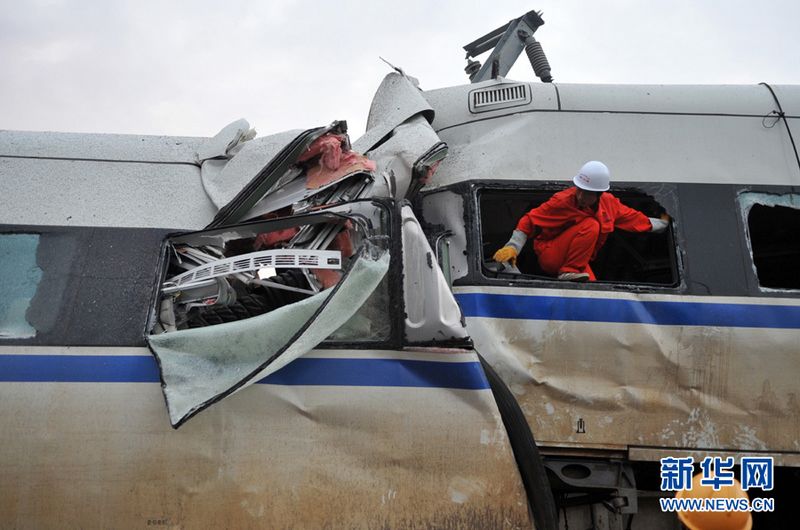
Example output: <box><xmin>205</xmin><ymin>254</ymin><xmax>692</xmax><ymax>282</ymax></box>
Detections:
<box><xmin>493</xmin><ymin>246</ymin><xmax>519</xmax><ymax>266</ymax></box>
<box><xmin>660</xmin><ymin>212</ymin><xmax>671</xmax><ymax>222</ymax></box>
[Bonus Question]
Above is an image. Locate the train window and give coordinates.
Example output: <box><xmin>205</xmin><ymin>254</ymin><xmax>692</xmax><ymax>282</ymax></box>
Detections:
<box><xmin>0</xmin><ymin>227</ymin><xmax>174</xmax><ymax>346</ymax></box>
<box><xmin>743</xmin><ymin>193</ymin><xmax>800</xmax><ymax>290</ymax></box>
<box><xmin>0</xmin><ymin>234</ymin><xmax>41</xmax><ymax>339</ymax></box>
<box><xmin>479</xmin><ymin>187</ymin><xmax>679</xmax><ymax>287</ymax></box>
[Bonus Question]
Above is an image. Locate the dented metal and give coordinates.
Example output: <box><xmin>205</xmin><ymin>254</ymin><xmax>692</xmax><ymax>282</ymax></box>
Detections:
<box><xmin>458</xmin><ymin>286</ymin><xmax>800</xmax><ymax>455</ymax></box>
<box><xmin>0</xmin><ymin>348</ymin><xmax>531</xmax><ymax>529</ymax></box>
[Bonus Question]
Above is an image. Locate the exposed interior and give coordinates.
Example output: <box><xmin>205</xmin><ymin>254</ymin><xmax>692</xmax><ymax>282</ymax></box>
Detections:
<box><xmin>479</xmin><ymin>188</ymin><xmax>678</xmax><ymax>286</ymax></box>
<box><xmin>208</xmin><ymin>126</ymin><xmax>377</xmax><ymax>230</ymax></box>
<box><xmin>747</xmin><ymin>203</ymin><xmax>800</xmax><ymax>290</ymax></box>
<box><xmin>152</xmin><ymin>202</ymin><xmax>391</xmax><ymax>338</ymax></box>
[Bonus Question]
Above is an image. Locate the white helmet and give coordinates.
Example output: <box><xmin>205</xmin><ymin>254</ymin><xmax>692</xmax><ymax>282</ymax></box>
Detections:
<box><xmin>573</xmin><ymin>161</ymin><xmax>610</xmax><ymax>192</ymax></box>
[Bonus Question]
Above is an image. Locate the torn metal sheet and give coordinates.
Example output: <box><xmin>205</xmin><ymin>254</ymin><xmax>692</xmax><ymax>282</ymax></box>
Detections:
<box><xmin>204</xmin><ymin>122</ymin><xmax>379</xmax><ymax>228</ymax></box>
<box><xmin>366</xmin><ymin>114</ymin><xmax>448</xmax><ymax>200</ymax></box>
<box><xmin>148</xmin><ymin>248</ymin><xmax>389</xmax><ymax>427</ymax></box>
<box><xmin>201</xmin><ymin>129</ymin><xmax>304</xmax><ymax>210</ymax></box>
<box><xmin>458</xmin><ymin>285</ymin><xmax>800</xmax><ymax>456</ymax></box>
<box><xmin>401</xmin><ymin>206</ymin><xmax>467</xmax><ymax>343</ymax></box>
<box><xmin>195</xmin><ymin>118</ymin><xmax>255</xmax><ymax>162</ymax></box>
<box><xmin>245</xmin><ymin>134</ymin><xmax>376</xmax><ymax>219</ymax></box>
<box><xmin>418</xmin><ymin>190</ymin><xmax>470</xmax><ymax>282</ymax></box>
<box><xmin>353</xmin><ymin>72</ymin><xmax>435</xmax><ymax>154</ymax></box>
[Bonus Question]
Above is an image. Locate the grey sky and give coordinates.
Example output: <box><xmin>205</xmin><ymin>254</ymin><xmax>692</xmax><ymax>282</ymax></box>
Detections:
<box><xmin>1</xmin><ymin>0</ymin><xmax>799</xmax><ymax>138</ymax></box>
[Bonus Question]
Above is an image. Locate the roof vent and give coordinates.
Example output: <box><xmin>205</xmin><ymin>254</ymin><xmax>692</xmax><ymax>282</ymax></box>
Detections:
<box><xmin>469</xmin><ymin>83</ymin><xmax>531</xmax><ymax>113</ymax></box>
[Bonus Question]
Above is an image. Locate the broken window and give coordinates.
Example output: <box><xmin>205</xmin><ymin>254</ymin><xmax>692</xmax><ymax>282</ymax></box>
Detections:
<box><xmin>325</xmin><ymin>274</ymin><xmax>392</xmax><ymax>342</ymax></box>
<box><xmin>151</xmin><ymin>202</ymin><xmax>391</xmax><ymax>339</ymax></box>
<box><xmin>147</xmin><ymin>201</ymin><xmax>394</xmax><ymax>427</ymax></box>
<box><xmin>0</xmin><ymin>234</ymin><xmax>41</xmax><ymax>339</ymax></box>
<box><xmin>741</xmin><ymin>193</ymin><xmax>800</xmax><ymax>290</ymax></box>
<box><xmin>479</xmin><ymin>187</ymin><xmax>678</xmax><ymax>286</ymax></box>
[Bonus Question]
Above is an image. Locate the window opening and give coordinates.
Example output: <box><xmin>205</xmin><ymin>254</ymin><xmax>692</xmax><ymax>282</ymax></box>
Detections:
<box><xmin>742</xmin><ymin>194</ymin><xmax>800</xmax><ymax>290</ymax></box>
<box><xmin>479</xmin><ymin>188</ymin><xmax>678</xmax><ymax>286</ymax></box>
<box><xmin>0</xmin><ymin>234</ymin><xmax>41</xmax><ymax>338</ymax></box>
<box><xmin>152</xmin><ymin>205</ymin><xmax>392</xmax><ymax>342</ymax></box>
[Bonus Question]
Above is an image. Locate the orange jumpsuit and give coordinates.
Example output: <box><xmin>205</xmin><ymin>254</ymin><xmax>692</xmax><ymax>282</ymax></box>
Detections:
<box><xmin>516</xmin><ymin>188</ymin><xmax>652</xmax><ymax>280</ymax></box>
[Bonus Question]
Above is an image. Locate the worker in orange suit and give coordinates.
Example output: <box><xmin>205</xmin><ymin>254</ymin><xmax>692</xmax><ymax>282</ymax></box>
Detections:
<box><xmin>493</xmin><ymin>161</ymin><xmax>669</xmax><ymax>281</ymax></box>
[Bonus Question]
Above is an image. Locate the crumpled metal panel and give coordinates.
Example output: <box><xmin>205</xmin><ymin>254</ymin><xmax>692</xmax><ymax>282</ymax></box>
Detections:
<box><xmin>400</xmin><ymin>206</ymin><xmax>467</xmax><ymax>343</ymax></box>
<box><xmin>149</xmin><ymin>249</ymin><xmax>389</xmax><ymax>427</ymax></box>
<box><xmin>353</xmin><ymin>72</ymin><xmax>434</xmax><ymax>155</ymax></box>
<box><xmin>366</xmin><ymin>114</ymin><xmax>446</xmax><ymax>200</ymax></box>
<box><xmin>195</xmin><ymin>118</ymin><xmax>254</xmax><ymax>162</ymax></box>
<box><xmin>418</xmin><ymin>190</ymin><xmax>470</xmax><ymax>282</ymax></box>
<box><xmin>353</xmin><ymin>72</ymin><xmax>448</xmax><ymax>203</ymax></box>
<box><xmin>458</xmin><ymin>286</ymin><xmax>800</xmax><ymax>457</ymax></box>
<box><xmin>0</xmin><ymin>347</ymin><xmax>531</xmax><ymax>529</ymax></box>
<box><xmin>200</xmin><ymin>129</ymin><xmax>303</xmax><ymax>209</ymax></box>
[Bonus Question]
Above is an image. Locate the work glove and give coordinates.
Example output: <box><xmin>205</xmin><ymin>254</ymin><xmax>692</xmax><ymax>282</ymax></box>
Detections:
<box><xmin>493</xmin><ymin>230</ymin><xmax>528</xmax><ymax>267</ymax></box>
<box><xmin>493</xmin><ymin>246</ymin><xmax>519</xmax><ymax>267</ymax></box>
<box><xmin>649</xmin><ymin>215</ymin><xmax>670</xmax><ymax>233</ymax></box>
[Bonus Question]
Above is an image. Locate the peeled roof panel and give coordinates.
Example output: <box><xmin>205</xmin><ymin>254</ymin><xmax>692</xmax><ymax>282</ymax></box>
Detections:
<box><xmin>556</xmin><ymin>83</ymin><xmax>782</xmax><ymax>116</ymax></box>
<box><xmin>353</xmin><ymin>72</ymin><xmax>434</xmax><ymax>154</ymax></box>
<box><xmin>0</xmin><ymin>130</ymin><xmax>206</xmax><ymax>163</ymax></box>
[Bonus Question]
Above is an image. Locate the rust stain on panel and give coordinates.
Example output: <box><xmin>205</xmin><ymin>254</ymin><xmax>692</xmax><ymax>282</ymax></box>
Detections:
<box><xmin>0</xmin><ymin>383</ymin><xmax>531</xmax><ymax>529</ymax></box>
<box><xmin>469</xmin><ymin>315</ymin><xmax>800</xmax><ymax>455</ymax></box>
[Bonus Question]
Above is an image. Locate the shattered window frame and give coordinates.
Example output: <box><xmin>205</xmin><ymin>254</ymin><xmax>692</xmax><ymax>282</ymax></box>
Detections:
<box><xmin>474</xmin><ymin>185</ymin><xmax>681</xmax><ymax>290</ymax></box>
<box><xmin>148</xmin><ymin>199</ymin><xmax>404</xmax><ymax>350</ymax></box>
<box><xmin>739</xmin><ymin>191</ymin><xmax>800</xmax><ymax>292</ymax></box>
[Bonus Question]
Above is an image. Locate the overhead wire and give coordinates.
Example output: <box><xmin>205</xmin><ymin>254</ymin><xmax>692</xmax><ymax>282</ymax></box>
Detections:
<box><xmin>760</xmin><ymin>82</ymin><xmax>800</xmax><ymax>177</ymax></box>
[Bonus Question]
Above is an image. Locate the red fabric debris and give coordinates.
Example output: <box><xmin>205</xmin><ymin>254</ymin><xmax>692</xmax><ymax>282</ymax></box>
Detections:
<box><xmin>422</xmin><ymin>160</ymin><xmax>442</xmax><ymax>185</ymax></box>
<box><xmin>298</xmin><ymin>134</ymin><xmax>345</xmax><ymax>170</ymax></box>
<box><xmin>306</xmin><ymin>154</ymin><xmax>376</xmax><ymax>189</ymax></box>
<box><xmin>332</xmin><ymin>228</ymin><xmax>354</xmax><ymax>258</ymax></box>
<box><xmin>254</xmin><ymin>227</ymin><xmax>299</xmax><ymax>250</ymax></box>
<box><xmin>312</xmin><ymin>268</ymin><xmax>342</xmax><ymax>289</ymax></box>
<box><xmin>299</xmin><ymin>133</ymin><xmax>377</xmax><ymax>190</ymax></box>
<box><xmin>309</xmin><ymin>224</ymin><xmax>354</xmax><ymax>288</ymax></box>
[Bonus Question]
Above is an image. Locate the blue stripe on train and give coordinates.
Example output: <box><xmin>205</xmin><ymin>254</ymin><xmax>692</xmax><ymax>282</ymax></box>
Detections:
<box><xmin>0</xmin><ymin>355</ymin><xmax>490</xmax><ymax>390</ymax></box>
<box><xmin>455</xmin><ymin>292</ymin><xmax>800</xmax><ymax>329</ymax></box>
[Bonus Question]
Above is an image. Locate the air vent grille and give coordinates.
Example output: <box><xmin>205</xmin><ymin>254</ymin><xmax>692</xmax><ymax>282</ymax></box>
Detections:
<box><xmin>469</xmin><ymin>84</ymin><xmax>531</xmax><ymax>113</ymax></box>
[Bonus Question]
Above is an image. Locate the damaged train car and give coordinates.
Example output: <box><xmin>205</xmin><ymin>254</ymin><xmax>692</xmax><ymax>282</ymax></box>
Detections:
<box><xmin>2</xmin><ymin>10</ymin><xmax>800</xmax><ymax>530</ymax></box>
<box><xmin>0</xmin><ymin>120</ymin><xmax>555</xmax><ymax>528</ymax></box>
